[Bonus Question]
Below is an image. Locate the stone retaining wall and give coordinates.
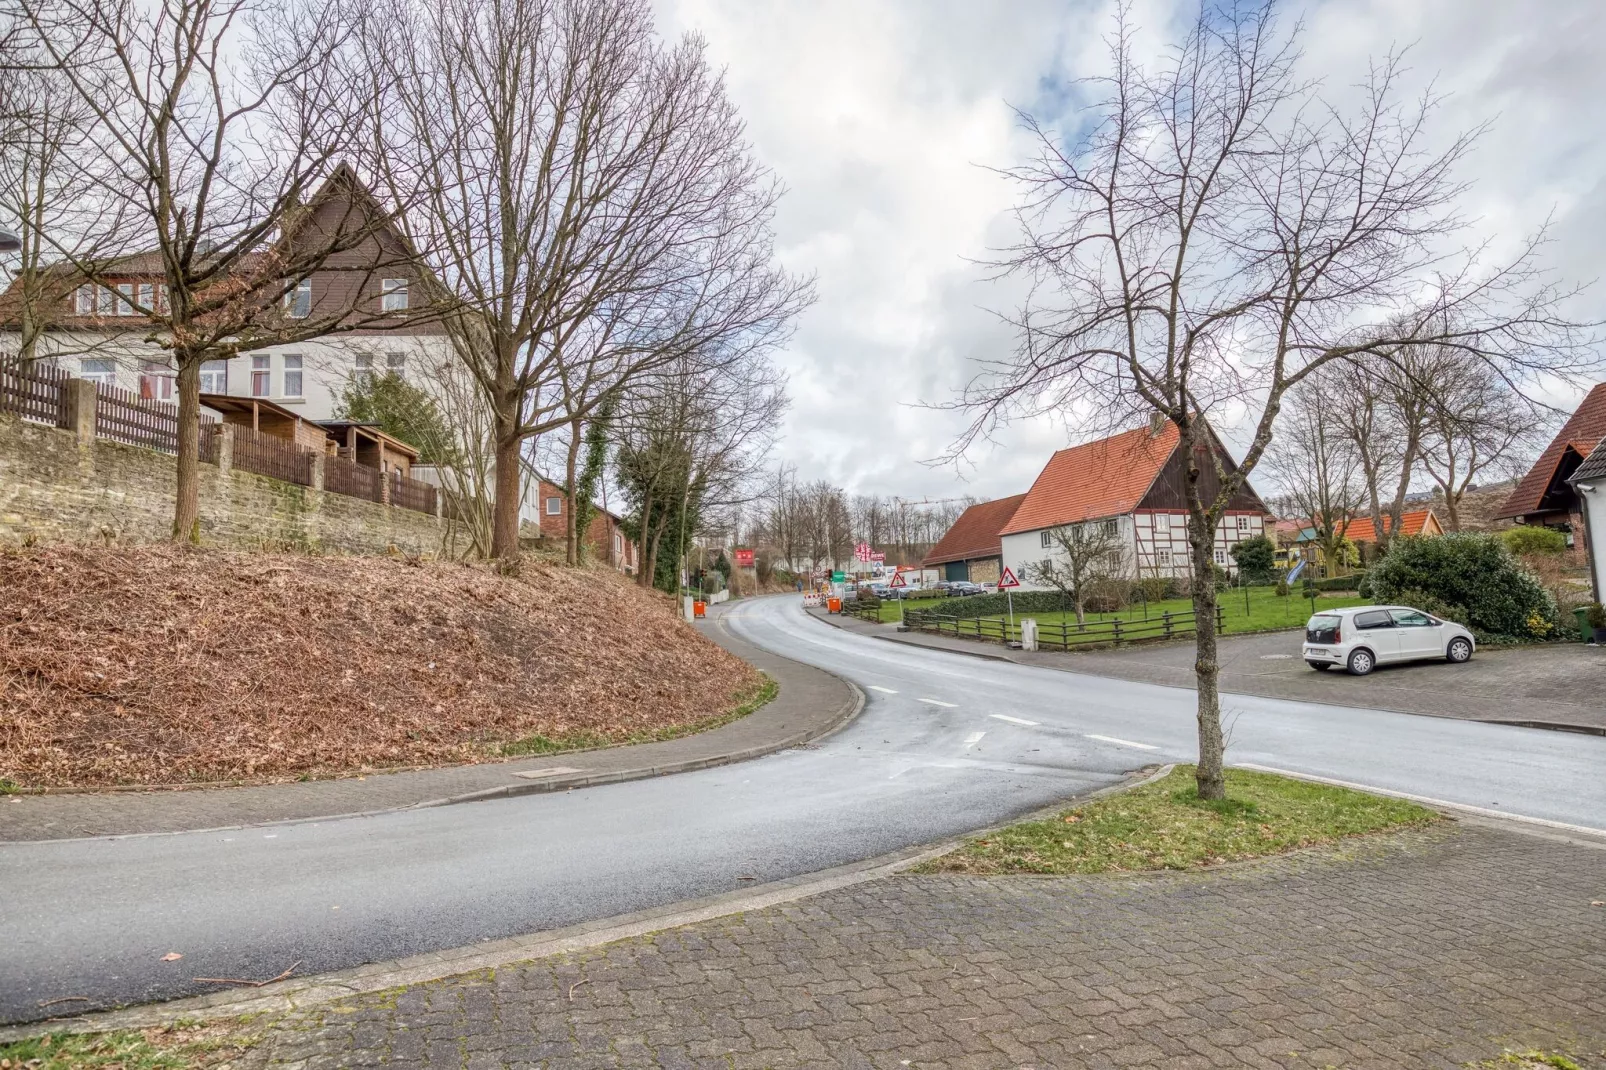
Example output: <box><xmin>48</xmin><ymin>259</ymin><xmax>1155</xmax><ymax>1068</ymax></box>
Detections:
<box><xmin>0</xmin><ymin>412</ymin><xmax>443</xmax><ymax>555</ymax></box>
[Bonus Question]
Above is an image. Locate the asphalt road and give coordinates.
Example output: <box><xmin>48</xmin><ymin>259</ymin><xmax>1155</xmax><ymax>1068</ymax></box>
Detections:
<box><xmin>3</xmin><ymin>595</ymin><xmax>1603</xmax><ymax>1026</ymax></box>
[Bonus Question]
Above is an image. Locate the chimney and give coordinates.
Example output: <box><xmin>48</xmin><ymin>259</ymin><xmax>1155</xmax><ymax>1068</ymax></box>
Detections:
<box><xmin>1149</xmin><ymin>412</ymin><xmax>1167</xmax><ymax>437</ymax></box>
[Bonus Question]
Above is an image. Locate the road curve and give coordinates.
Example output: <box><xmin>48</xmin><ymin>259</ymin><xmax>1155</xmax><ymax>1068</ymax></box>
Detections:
<box><xmin>2</xmin><ymin>595</ymin><xmax>1602</xmax><ymax>1025</ymax></box>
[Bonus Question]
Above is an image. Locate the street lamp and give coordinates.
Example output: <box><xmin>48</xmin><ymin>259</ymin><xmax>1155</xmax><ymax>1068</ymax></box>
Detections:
<box><xmin>0</xmin><ymin>230</ymin><xmax>20</xmax><ymax>253</ymax></box>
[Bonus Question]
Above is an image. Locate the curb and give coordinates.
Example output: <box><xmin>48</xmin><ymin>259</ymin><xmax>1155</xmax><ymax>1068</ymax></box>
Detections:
<box><xmin>0</xmin><ymin>765</ymin><xmax>1166</xmax><ymax>1042</ymax></box>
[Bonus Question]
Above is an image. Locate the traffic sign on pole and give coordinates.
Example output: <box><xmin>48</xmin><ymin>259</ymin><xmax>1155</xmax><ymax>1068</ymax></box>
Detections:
<box><xmin>889</xmin><ymin>571</ymin><xmax>906</xmax><ymax>588</ymax></box>
<box><xmin>998</xmin><ymin>566</ymin><xmax>1021</xmax><ymax>589</ymax></box>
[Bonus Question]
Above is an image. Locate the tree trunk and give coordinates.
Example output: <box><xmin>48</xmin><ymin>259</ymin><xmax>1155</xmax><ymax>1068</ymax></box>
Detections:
<box><xmin>171</xmin><ymin>357</ymin><xmax>202</xmax><ymax>543</ymax></box>
<box><xmin>636</xmin><ymin>493</ymin><xmax>656</xmax><ymax>587</ymax></box>
<box><xmin>563</xmin><ymin>418</ymin><xmax>582</xmax><ymax>566</ymax></box>
<box><xmin>1188</xmin><ymin>519</ymin><xmax>1226</xmax><ymax>801</ymax></box>
<box><xmin>490</xmin><ymin>423</ymin><xmax>523</xmax><ymax>560</ymax></box>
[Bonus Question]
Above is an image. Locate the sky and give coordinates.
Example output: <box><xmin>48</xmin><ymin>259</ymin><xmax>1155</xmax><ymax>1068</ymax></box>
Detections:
<box><xmin>653</xmin><ymin>0</ymin><xmax>1606</xmax><ymax>504</ymax></box>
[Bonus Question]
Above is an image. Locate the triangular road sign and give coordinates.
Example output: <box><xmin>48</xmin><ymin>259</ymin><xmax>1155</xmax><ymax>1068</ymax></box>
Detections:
<box><xmin>997</xmin><ymin>566</ymin><xmax>1021</xmax><ymax>589</ymax></box>
<box><xmin>889</xmin><ymin>571</ymin><xmax>907</xmax><ymax>588</ymax></box>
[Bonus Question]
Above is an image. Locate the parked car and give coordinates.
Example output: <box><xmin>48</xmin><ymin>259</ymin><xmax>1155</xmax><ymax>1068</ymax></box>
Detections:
<box><xmin>1302</xmin><ymin>605</ymin><xmax>1475</xmax><ymax>676</ymax></box>
<box><xmin>867</xmin><ymin>583</ymin><xmax>892</xmax><ymax>599</ymax></box>
<box><xmin>947</xmin><ymin>582</ymin><xmax>987</xmax><ymax>597</ymax></box>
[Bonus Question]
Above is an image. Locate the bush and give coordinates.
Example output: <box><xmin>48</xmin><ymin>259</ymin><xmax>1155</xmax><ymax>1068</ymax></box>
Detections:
<box><xmin>1588</xmin><ymin>603</ymin><xmax>1606</xmax><ymax>631</ymax></box>
<box><xmin>1229</xmin><ymin>535</ymin><xmax>1277</xmax><ymax>584</ymax></box>
<box><xmin>1385</xmin><ymin>587</ymin><xmax>1470</xmax><ymax>627</ymax></box>
<box><xmin>1501</xmin><ymin>526</ymin><xmax>1567</xmax><ymax>557</ymax></box>
<box><xmin>1366</xmin><ymin>533</ymin><xmax>1557</xmax><ymax>639</ymax></box>
<box><xmin>1304</xmin><ymin>572</ymin><xmax>1365</xmax><ymax>593</ymax></box>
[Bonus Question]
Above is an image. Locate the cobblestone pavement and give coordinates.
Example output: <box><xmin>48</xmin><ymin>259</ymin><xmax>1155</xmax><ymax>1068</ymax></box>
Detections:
<box><xmin>817</xmin><ymin>610</ymin><xmax>1606</xmax><ymax>732</ymax></box>
<box><xmin>239</xmin><ymin>821</ymin><xmax>1606</xmax><ymax>1069</ymax></box>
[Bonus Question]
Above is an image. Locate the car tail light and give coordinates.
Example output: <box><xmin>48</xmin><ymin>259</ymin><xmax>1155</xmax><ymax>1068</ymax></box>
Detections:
<box><xmin>1333</xmin><ymin>627</ymin><xmax>1341</xmax><ymax>643</ymax></box>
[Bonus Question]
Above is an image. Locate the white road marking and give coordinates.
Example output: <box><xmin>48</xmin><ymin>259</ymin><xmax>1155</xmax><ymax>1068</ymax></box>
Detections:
<box><xmin>990</xmin><ymin>714</ymin><xmax>1039</xmax><ymax>726</ymax></box>
<box><xmin>963</xmin><ymin>731</ymin><xmax>986</xmax><ymax>748</ymax></box>
<box><xmin>918</xmin><ymin>698</ymin><xmax>958</xmax><ymax>708</ymax></box>
<box><xmin>1086</xmin><ymin>734</ymin><xmax>1159</xmax><ymax>751</ymax></box>
<box><xmin>868</xmin><ymin>685</ymin><xmax>899</xmax><ymax>694</ymax></box>
<box><xmin>1236</xmin><ymin>763</ymin><xmax>1606</xmax><ymax>839</ymax></box>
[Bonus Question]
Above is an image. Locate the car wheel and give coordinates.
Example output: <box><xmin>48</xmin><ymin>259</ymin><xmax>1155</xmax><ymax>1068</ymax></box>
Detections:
<box><xmin>1446</xmin><ymin>637</ymin><xmax>1473</xmax><ymax>664</ymax></box>
<box><xmin>1347</xmin><ymin>648</ymin><xmax>1375</xmax><ymax>676</ymax></box>
<box><xmin>1306</xmin><ymin>661</ymin><xmax>1331</xmax><ymax>671</ymax></box>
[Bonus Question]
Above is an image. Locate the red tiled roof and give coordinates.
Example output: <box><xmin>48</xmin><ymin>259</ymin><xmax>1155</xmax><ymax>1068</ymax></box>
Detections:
<box><xmin>923</xmin><ymin>494</ymin><xmax>1026</xmax><ymax>567</ymax></box>
<box><xmin>999</xmin><ymin>424</ymin><xmax>1180</xmax><ymax>535</ymax></box>
<box><xmin>1338</xmin><ymin>509</ymin><xmax>1440</xmax><ymax>544</ymax></box>
<box><xmin>1497</xmin><ymin>383</ymin><xmax>1606</xmax><ymax>519</ymax></box>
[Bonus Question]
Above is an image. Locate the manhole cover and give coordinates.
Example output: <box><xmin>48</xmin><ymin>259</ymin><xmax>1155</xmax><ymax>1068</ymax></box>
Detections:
<box><xmin>1259</xmin><ymin>653</ymin><xmax>1294</xmax><ymax>660</ymax></box>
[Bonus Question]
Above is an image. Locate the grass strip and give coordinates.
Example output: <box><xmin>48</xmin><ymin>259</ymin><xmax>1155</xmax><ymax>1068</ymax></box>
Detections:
<box><xmin>0</xmin><ymin>1022</ymin><xmax>256</xmax><ymax>1070</ymax></box>
<box><xmin>916</xmin><ymin>765</ymin><xmax>1440</xmax><ymax>875</ymax></box>
<box><xmin>499</xmin><ymin>676</ymin><xmax>778</xmax><ymax>758</ymax></box>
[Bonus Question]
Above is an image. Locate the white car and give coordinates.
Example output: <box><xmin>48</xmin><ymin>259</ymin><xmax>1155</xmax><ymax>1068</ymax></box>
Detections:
<box><xmin>1303</xmin><ymin>605</ymin><xmax>1476</xmax><ymax>676</ymax></box>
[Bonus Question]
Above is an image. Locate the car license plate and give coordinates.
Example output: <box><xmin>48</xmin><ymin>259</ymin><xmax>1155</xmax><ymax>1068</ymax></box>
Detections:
<box><xmin>1308</xmin><ymin>648</ymin><xmax>1329</xmax><ymax>656</ymax></box>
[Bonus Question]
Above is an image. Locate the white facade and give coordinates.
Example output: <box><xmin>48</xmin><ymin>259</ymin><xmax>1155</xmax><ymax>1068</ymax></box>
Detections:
<box><xmin>1571</xmin><ymin>474</ymin><xmax>1606</xmax><ymax>602</ymax></box>
<box><xmin>1002</xmin><ymin>510</ymin><xmax>1268</xmax><ymax>590</ymax></box>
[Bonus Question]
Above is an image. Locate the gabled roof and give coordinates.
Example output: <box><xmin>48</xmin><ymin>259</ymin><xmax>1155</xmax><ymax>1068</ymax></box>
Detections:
<box><xmin>1000</xmin><ymin>423</ymin><xmax>1180</xmax><ymax>535</ymax></box>
<box><xmin>1334</xmin><ymin>509</ymin><xmax>1440</xmax><ymax>544</ymax></box>
<box><xmin>1498</xmin><ymin>384</ymin><xmax>1606</xmax><ymax>519</ymax></box>
<box><xmin>922</xmin><ymin>494</ymin><xmax>1026</xmax><ymax>567</ymax></box>
<box><xmin>1567</xmin><ymin>438</ymin><xmax>1606</xmax><ymax>485</ymax></box>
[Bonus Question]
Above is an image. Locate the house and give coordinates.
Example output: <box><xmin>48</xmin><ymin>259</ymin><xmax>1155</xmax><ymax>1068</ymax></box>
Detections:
<box><xmin>1496</xmin><ymin>382</ymin><xmax>1606</xmax><ymax>547</ymax></box>
<box><xmin>0</xmin><ymin>163</ymin><xmax>452</xmax><ymax>424</ymax></box>
<box><xmin>1566</xmin><ymin>441</ymin><xmax>1606</xmax><ymax>602</ymax></box>
<box><xmin>530</xmin><ymin>475</ymin><xmax>638</xmax><ymax>574</ymax></box>
<box><xmin>999</xmin><ymin>418</ymin><xmax>1272</xmax><ymax>587</ymax></box>
<box><xmin>1287</xmin><ymin>508</ymin><xmax>1444</xmax><ymax>571</ymax></box>
<box><xmin>922</xmin><ymin>494</ymin><xmax>1026</xmax><ymax>584</ymax></box>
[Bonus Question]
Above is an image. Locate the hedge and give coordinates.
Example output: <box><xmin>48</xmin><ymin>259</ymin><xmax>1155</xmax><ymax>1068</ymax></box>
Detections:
<box><xmin>1366</xmin><ymin>532</ymin><xmax>1557</xmax><ymax>638</ymax></box>
<box><xmin>1304</xmin><ymin>572</ymin><xmax>1366</xmax><ymax>593</ymax></box>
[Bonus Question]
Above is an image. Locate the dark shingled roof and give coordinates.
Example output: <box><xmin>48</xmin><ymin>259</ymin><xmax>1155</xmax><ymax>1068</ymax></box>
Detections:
<box><xmin>1567</xmin><ymin>437</ymin><xmax>1606</xmax><ymax>485</ymax></box>
<box><xmin>922</xmin><ymin>494</ymin><xmax>1026</xmax><ymax>567</ymax></box>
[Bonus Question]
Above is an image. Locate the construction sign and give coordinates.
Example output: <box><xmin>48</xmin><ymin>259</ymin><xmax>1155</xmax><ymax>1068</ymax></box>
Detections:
<box><xmin>889</xmin><ymin>571</ymin><xmax>907</xmax><ymax>588</ymax></box>
<box><xmin>997</xmin><ymin>566</ymin><xmax>1021</xmax><ymax>589</ymax></box>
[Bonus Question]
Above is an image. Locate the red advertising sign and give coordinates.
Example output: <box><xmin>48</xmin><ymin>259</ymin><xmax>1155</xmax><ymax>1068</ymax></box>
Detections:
<box><xmin>734</xmin><ymin>548</ymin><xmax>755</xmax><ymax>568</ymax></box>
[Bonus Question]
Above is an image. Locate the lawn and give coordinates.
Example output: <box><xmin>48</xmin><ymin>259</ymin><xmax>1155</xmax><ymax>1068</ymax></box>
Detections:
<box><xmin>915</xmin><ymin>765</ymin><xmax>1440</xmax><ymax>875</ymax></box>
<box><xmin>875</xmin><ymin>585</ymin><xmax>1368</xmax><ymax>634</ymax></box>
<box><xmin>0</xmin><ymin>1024</ymin><xmax>258</xmax><ymax>1070</ymax></box>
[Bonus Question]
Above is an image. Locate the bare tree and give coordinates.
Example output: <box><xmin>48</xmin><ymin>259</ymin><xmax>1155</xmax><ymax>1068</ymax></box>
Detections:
<box><xmin>953</xmin><ymin>3</ymin><xmax>1591</xmax><ymax>799</ymax></box>
<box><xmin>1418</xmin><ymin>355</ymin><xmax>1537</xmax><ymax>531</ymax></box>
<box><xmin>361</xmin><ymin>0</ymin><xmax>810</xmax><ymax>562</ymax></box>
<box><xmin>1028</xmin><ymin>520</ymin><xmax>1126</xmax><ymax>624</ymax></box>
<box><xmin>1269</xmin><ymin>374</ymin><xmax>1366</xmax><ymax>575</ymax></box>
<box><xmin>19</xmin><ymin>0</ymin><xmax>421</xmax><ymax>540</ymax></box>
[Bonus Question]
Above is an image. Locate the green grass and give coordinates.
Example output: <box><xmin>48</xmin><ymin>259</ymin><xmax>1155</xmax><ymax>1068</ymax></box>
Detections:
<box><xmin>0</xmin><ymin>1024</ymin><xmax>256</xmax><ymax>1070</ymax></box>
<box><xmin>877</xmin><ymin>586</ymin><xmax>1369</xmax><ymax>634</ymax></box>
<box><xmin>1471</xmin><ymin>1053</ymin><xmax>1583</xmax><ymax>1070</ymax></box>
<box><xmin>498</xmin><ymin>676</ymin><xmax>778</xmax><ymax>757</ymax></box>
<box><xmin>915</xmin><ymin>765</ymin><xmax>1439</xmax><ymax>875</ymax></box>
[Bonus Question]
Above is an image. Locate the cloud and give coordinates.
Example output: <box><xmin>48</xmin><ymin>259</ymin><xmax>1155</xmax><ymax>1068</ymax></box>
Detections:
<box><xmin>655</xmin><ymin>0</ymin><xmax>1606</xmax><ymax>500</ymax></box>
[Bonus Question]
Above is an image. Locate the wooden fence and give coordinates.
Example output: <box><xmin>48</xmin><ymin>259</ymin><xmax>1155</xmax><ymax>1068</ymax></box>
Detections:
<box><xmin>93</xmin><ymin>381</ymin><xmax>184</xmax><ymax>453</ymax></box>
<box><xmin>903</xmin><ymin>605</ymin><xmax>1225</xmax><ymax>649</ymax></box>
<box><xmin>324</xmin><ymin>452</ymin><xmax>383</xmax><ymax>502</ymax></box>
<box><xmin>229</xmin><ymin>423</ymin><xmax>314</xmax><ymax>486</ymax></box>
<box><xmin>389</xmin><ymin>471</ymin><xmax>437</xmax><ymax>515</ymax></box>
<box><xmin>0</xmin><ymin>360</ymin><xmax>68</xmax><ymax>426</ymax></box>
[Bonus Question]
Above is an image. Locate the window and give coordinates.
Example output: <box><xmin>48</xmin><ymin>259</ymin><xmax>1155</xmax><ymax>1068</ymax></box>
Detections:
<box><xmin>1236</xmin><ymin>515</ymin><xmax>1253</xmax><ymax>532</ymax></box>
<box><xmin>386</xmin><ymin>351</ymin><xmax>406</xmax><ymax>381</ymax></box>
<box><xmin>545</xmin><ymin>496</ymin><xmax>563</xmax><ymax>516</ymax></box>
<box><xmin>381</xmin><ymin>278</ymin><xmax>409</xmax><ymax>311</ymax></box>
<box><xmin>75</xmin><ymin>285</ymin><xmax>94</xmax><ymax>315</ymax></box>
<box><xmin>353</xmin><ymin>353</ymin><xmax>374</xmax><ymax>390</ymax></box>
<box><xmin>285</xmin><ymin>278</ymin><xmax>312</xmax><ymax>319</ymax></box>
<box><xmin>199</xmin><ymin>359</ymin><xmax>228</xmax><ymax>394</ymax></box>
<box><xmin>80</xmin><ymin>358</ymin><xmax>116</xmax><ymax>386</ymax></box>
<box><xmin>115</xmin><ymin>283</ymin><xmax>134</xmax><ymax>316</ymax></box>
<box><xmin>1354</xmin><ymin>610</ymin><xmax>1395</xmax><ymax>630</ymax></box>
<box><xmin>1154</xmin><ymin>550</ymin><xmax>1173</xmax><ymax>567</ymax></box>
<box><xmin>1213</xmin><ymin>548</ymin><xmax>1226</xmax><ymax>565</ymax></box>
<box><xmin>1040</xmin><ymin>530</ymin><xmax>1053</xmax><ymax>549</ymax></box>
<box><xmin>139</xmin><ymin>360</ymin><xmax>175</xmax><ymax>402</ymax></box>
<box><xmin>1391</xmin><ymin>610</ymin><xmax>1435</xmax><ymax>628</ymax></box>
<box><xmin>282</xmin><ymin>354</ymin><xmax>303</xmax><ymax>398</ymax></box>
<box><xmin>96</xmin><ymin>286</ymin><xmax>116</xmax><ymax>315</ymax></box>
<box><xmin>155</xmin><ymin>283</ymin><xmax>168</xmax><ymax>313</ymax></box>
<box><xmin>251</xmin><ymin>354</ymin><xmax>271</xmax><ymax>397</ymax></box>
<box><xmin>136</xmin><ymin>282</ymin><xmax>154</xmax><ymax>313</ymax></box>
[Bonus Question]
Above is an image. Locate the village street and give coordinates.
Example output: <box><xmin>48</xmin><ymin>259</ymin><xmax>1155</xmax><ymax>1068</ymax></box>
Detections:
<box><xmin>2</xmin><ymin>596</ymin><xmax>1604</xmax><ymax>1032</ymax></box>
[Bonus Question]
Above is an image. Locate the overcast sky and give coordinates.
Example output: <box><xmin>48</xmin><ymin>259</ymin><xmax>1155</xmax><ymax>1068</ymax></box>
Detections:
<box><xmin>654</xmin><ymin>0</ymin><xmax>1606</xmax><ymax>504</ymax></box>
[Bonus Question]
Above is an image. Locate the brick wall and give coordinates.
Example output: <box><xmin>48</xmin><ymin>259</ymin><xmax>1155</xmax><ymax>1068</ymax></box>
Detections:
<box><xmin>0</xmin><ymin>412</ymin><xmax>442</xmax><ymax>555</ymax></box>
<box><xmin>532</xmin><ymin>477</ymin><xmax>637</xmax><ymax>572</ymax></box>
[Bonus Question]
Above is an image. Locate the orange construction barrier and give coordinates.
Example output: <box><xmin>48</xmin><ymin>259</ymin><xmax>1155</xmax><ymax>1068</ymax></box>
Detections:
<box><xmin>827</xmin><ymin>597</ymin><xmax>842</xmax><ymax>614</ymax></box>
<box><xmin>693</xmin><ymin>601</ymin><xmax>707</xmax><ymax>619</ymax></box>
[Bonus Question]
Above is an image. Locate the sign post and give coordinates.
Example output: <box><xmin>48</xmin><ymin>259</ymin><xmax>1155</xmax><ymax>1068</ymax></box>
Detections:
<box><xmin>889</xmin><ymin>569</ymin><xmax>907</xmax><ymax>624</ymax></box>
<box><xmin>997</xmin><ymin>565</ymin><xmax>1022</xmax><ymax>630</ymax></box>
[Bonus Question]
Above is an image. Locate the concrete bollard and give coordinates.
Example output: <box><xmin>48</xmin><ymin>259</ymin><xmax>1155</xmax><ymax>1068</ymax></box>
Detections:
<box><xmin>1020</xmin><ymin>618</ymin><xmax>1039</xmax><ymax>652</ymax></box>
<box><xmin>683</xmin><ymin>595</ymin><xmax>696</xmax><ymax>622</ymax></box>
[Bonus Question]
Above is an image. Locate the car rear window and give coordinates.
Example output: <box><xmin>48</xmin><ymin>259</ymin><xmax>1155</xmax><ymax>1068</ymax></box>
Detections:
<box><xmin>1306</xmin><ymin>614</ymin><xmax>1341</xmax><ymax>644</ymax></box>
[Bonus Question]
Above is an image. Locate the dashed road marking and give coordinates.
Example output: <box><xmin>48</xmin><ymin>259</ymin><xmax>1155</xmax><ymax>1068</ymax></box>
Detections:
<box><xmin>868</xmin><ymin>685</ymin><xmax>899</xmax><ymax>694</ymax></box>
<box><xmin>1086</xmin><ymin>734</ymin><xmax>1159</xmax><ymax>751</ymax></box>
<box><xmin>918</xmin><ymin>698</ymin><xmax>958</xmax><ymax>708</ymax></box>
<box><xmin>990</xmin><ymin>714</ymin><xmax>1039</xmax><ymax>726</ymax></box>
<box><xmin>963</xmin><ymin>731</ymin><xmax>986</xmax><ymax>748</ymax></box>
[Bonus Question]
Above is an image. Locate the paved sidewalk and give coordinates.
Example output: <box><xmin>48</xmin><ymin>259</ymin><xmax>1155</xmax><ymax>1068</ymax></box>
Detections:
<box><xmin>0</xmin><ymin>605</ymin><xmax>858</xmax><ymax>842</ymax></box>
<box><xmin>819</xmin><ymin>610</ymin><xmax>1606</xmax><ymax>733</ymax></box>
<box><xmin>234</xmin><ymin>820</ymin><xmax>1606</xmax><ymax>1069</ymax></box>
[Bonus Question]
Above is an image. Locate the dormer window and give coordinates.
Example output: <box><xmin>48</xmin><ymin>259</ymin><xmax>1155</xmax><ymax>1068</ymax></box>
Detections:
<box><xmin>286</xmin><ymin>278</ymin><xmax>312</xmax><ymax>318</ymax></box>
<box><xmin>381</xmin><ymin>278</ymin><xmax>408</xmax><ymax>312</ymax></box>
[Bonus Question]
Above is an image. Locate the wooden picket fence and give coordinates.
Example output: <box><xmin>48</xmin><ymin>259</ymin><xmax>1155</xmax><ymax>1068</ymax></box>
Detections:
<box><xmin>94</xmin><ymin>381</ymin><xmax>183</xmax><ymax>453</ymax></box>
<box><xmin>0</xmin><ymin>360</ymin><xmax>68</xmax><ymax>425</ymax></box>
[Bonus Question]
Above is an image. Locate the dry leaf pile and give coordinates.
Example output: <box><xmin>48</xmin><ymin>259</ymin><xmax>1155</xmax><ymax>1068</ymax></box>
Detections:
<box><xmin>0</xmin><ymin>545</ymin><xmax>762</xmax><ymax>788</ymax></box>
